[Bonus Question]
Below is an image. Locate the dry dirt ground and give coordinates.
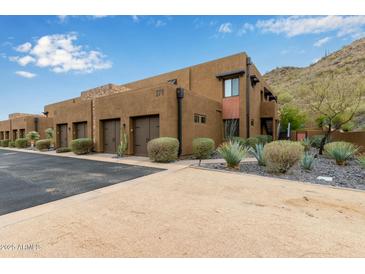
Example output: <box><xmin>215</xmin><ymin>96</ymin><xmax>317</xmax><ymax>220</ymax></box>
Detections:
<box><xmin>1</xmin><ymin>165</ymin><xmax>365</xmax><ymax>258</ymax></box>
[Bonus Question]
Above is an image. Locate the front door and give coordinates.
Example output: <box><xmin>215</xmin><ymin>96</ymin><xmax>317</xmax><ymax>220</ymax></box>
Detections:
<box><xmin>103</xmin><ymin>119</ymin><xmax>120</xmax><ymax>153</ymax></box>
<box><xmin>134</xmin><ymin>115</ymin><xmax>160</xmax><ymax>156</ymax></box>
<box><xmin>58</xmin><ymin>124</ymin><xmax>68</xmax><ymax>147</ymax></box>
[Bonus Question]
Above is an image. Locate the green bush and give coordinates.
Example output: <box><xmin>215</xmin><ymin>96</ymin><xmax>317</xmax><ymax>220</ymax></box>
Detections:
<box><xmin>1</xmin><ymin>139</ymin><xmax>10</xmax><ymax>147</ymax></box>
<box><xmin>301</xmin><ymin>137</ymin><xmax>312</xmax><ymax>152</ymax></box>
<box><xmin>280</xmin><ymin>104</ymin><xmax>306</xmax><ymax>131</ymax></box>
<box><xmin>15</xmin><ymin>138</ymin><xmax>28</xmax><ymax>148</ymax></box>
<box><xmin>70</xmin><ymin>138</ymin><xmax>93</xmax><ymax>155</ymax></box>
<box><xmin>217</xmin><ymin>141</ymin><xmax>248</xmax><ymax>168</ymax></box>
<box><xmin>249</xmin><ymin>143</ymin><xmax>266</xmax><ymax>166</ymax></box>
<box><xmin>36</xmin><ymin>139</ymin><xmax>51</xmax><ymax>150</ymax></box>
<box><xmin>56</xmin><ymin>147</ymin><xmax>71</xmax><ymax>153</ymax></box>
<box><xmin>9</xmin><ymin>141</ymin><xmax>15</xmax><ymax>148</ymax></box>
<box><xmin>310</xmin><ymin>135</ymin><xmax>326</xmax><ymax>149</ymax></box>
<box><xmin>324</xmin><ymin>141</ymin><xmax>359</xmax><ymax>165</ymax></box>
<box><xmin>255</xmin><ymin>135</ymin><xmax>273</xmax><ymax>145</ymax></box>
<box><xmin>45</xmin><ymin>128</ymin><xmax>54</xmax><ymax>139</ymax></box>
<box><xmin>264</xmin><ymin>140</ymin><xmax>304</xmax><ymax>173</ymax></box>
<box><xmin>26</xmin><ymin>131</ymin><xmax>40</xmax><ymax>143</ymax></box>
<box><xmin>358</xmin><ymin>155</ymin><xmax>365</xmax><ymax>169</ymax></box>
<box><xmin>300</xmin><ymin>152</ymin><xmax>315</xmax><ymax>171</ymax></box>
<box><xmin>230</xmin><ymin>137</ymin><xmax>247</xmax><ymax>147</ymax></box>
<box><xmin>147</xmin><ymin>137</ymin><xmax>179</xmax><ymax>163</ymax></box>
<box><xmin>192</xmin><ymin>138</ymin><xmax>215</xmax><ymax>164</ymax></box>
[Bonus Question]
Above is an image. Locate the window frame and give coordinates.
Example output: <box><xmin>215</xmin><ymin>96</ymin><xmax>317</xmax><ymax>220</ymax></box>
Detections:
<box><xmin>223</xmin><ymin>77</ymin><xmax>240</xmax><ymax>98</ymax></box>
<box><xmin>194</xmin><ymin>113</ymin><xmax>207</xmax><ymax>124</ymax></box>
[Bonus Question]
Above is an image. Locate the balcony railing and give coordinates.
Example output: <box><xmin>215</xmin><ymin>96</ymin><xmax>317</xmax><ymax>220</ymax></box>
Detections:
<box><xmin>260</xmin><ymin>101</ymin><xmax>278</xmax><ymax>118</ymax></box>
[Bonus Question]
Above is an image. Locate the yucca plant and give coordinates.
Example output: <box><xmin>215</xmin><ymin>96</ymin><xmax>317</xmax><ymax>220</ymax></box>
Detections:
<box><xmin>358</xmin><ymin>155</ymin><xmax>365</xmax><ymax>169</ymax></box>
<box><xmin>217</xmin><ymin>141</ymin><xmax>248</xmax><ymax>169</ymax></box>
<box><xmin>249</xmin><ymin>143</ymin><xmax>266</xmax><ymax>166</ymax></box>
<box><xmin>301</xmin><ymin>137</ymin><xmax>312</xmax><ymax>152</ymax></box>
<box><xmin>300</xmin><ymin>152</ymin><xmax>315</xmax><ymax>171</ymax></box>
<box><xmin>324</xmin><ymin>141</ymin><xmax>359</xmax><ymax>165</ymax></box>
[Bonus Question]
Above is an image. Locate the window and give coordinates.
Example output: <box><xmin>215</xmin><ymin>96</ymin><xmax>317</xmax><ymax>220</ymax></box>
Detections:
<box><xmin>194</xmin><ymin>114</ymin><xmax>207</xmax><ymax>124</ymax></box>
<box><xmin>224</xmin><ymin>119</ymin><xmax>239</xmax><ymax>139</ymax></box>
<box><xmin>224</xmin><ymin>78</ymin><xmax>239</xmax><ymax>97</ymax></box>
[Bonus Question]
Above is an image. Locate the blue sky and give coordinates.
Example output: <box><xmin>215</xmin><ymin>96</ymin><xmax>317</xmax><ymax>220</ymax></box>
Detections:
<box><xmin>1</xmin><ymin>15</ymin><xmax>364</xmax><ymax>120</ymax></box>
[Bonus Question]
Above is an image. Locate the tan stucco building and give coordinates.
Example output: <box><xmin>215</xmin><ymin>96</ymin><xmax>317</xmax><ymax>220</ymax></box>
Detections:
<box><xmin>0</xmin><ymin>113</ymin><xmax>53</xmax><ymax>141</ymax></box>
<box><xmin>43</xmin><ymin>53</ymin><xmax>278</xmax><ymax>155</ymax></box>
<box><xmin>1</xmin><ymin>53</ymin><xmax>278</xmax><ymax>154</ymax></box>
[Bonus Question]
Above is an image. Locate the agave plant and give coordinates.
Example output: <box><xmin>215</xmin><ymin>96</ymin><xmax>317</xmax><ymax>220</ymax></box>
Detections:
<box><xmin>301</xmin><ymin>137</ymin><xmax>312</xmax><ymax>152</ymax></box>
<box><xmin>217</xmin><ymin>141</ymin><xmax>248</xmax><ymax>169</ymax></box>
<box><xmin>324</xmin><ymin>141</ymin><xmax>359</xmax><ymax>165</ymax></box>
<box><xmin>300</xmin><ymin>152</ymin><xmax>315</xmax><ymax>171</ymax></box>
<box><xmin>249</xmin><ymin>143</ymin><xmax>266</xmax><ymax>166</ymax></box>
<box><xmin>358</xmin><ymin>155</ymin><xmax>365</xmax><ymax>169</ymax></box>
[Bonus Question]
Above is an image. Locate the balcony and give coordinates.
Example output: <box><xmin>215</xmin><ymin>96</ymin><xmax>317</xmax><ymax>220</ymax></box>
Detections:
<box><xmin>260</xmin><ymin>101</ymin><xmax>278</xmax><ymax>119</ymax></box>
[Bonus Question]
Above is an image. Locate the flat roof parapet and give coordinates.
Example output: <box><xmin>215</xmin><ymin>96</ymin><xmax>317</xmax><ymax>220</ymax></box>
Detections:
<box><xmin>80</xmin><ymin>83</ymin><xmax>130</xmax><ymax>100</ymax></box>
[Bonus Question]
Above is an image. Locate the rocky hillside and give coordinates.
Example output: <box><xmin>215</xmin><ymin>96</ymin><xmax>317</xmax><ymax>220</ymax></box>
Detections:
<box><xmin>264</xmin><ymin>37</ymin><xmax>365</xmax><ymax>129</ymax></box>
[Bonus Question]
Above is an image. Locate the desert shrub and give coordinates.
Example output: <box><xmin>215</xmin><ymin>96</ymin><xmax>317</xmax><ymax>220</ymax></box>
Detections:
<box><xmin>264</xmin><ymin>140</ymin><xmax>304</xmax><ymax>173</ymax></box>
<box><xmin>358</xmin><ymin>155</ymin><xmax>365</xmax><ymax>169</ymax></box>
<box><xmin>9</xmin><ymin>141</ymin><xmax>15</xmax><ymax>148</ymax></box>
<box><xmin>249</xmin><ymin>143</ymin><xmax>266</xmax><ymax>166</ymax></box>
<box><xmin>70</xmin><ymin>138</ymin><xmax>93</xmax><ymax>155</ymax></box>
<box><xmin>147</xmin><ymin>137</ymin><xmax>179</xmax><ymax>162</ymax></box>
<box><xmin>300</xmin><ymin>152</ymin><xmax>315</xmax><ymax>171</ymax></box>
<box><xmin>45</xmin><ymin>128</ymin><xmax>54</xmax><ymax>139</ymax></box>
<box><xmin>15</xmin><ymin>138</ymin><xmax>28</xmax><ymax>148</ymax></box>
<box><xmin>341</xmin><ymin>121</ymin><xmax>355</xmax><ymax>132</ymax></box>
<box><xmin>310</xmin><ymin>135</ymin><xmax>326</xmax><ymax>149</ymax></box>
<box><xmin>1</xmin><ymin>139</ymin><xmax>10</xmax><ymax>147</ymax></box>
<box><xmin>301</xmin><ymin>137</ymin><xmax>312</xmax><ymax>152</ymax></box>
<box><xmin>56</xmin><ymin>147</ymin><xmax>71</xmax><ymax>153</ymax></box>
<box><xmin>245</xmin><ymin>137</ymin><xmax>259</xmax><ymax>148</ymax></box>
<box><xmin>324</xmin><ymin>141</ymin><xmax>359</xmax><ymax>165</ymax></box>
<box><xmin>217</xmin><ymin>141</ymin><xmax>248</xmax><ymax>168</ymax></box>
<box><xmin>26</xmin><ymin>131</ymin><xmax>40</xmax><ymax>142</ymax></box>
<box><xmin>36</xmin><ymin>139</ymin><xmax>51</xmax><ymax>150</ymax></box>
<box><xmin>193</xmin><ymin>138</ymin><xmax>215</xmax><ymax>165</ymax></box>
<box><xmin>255</xmin><ymin>135</ymin><xmax>273</xmax><ymax>145</ymax></box>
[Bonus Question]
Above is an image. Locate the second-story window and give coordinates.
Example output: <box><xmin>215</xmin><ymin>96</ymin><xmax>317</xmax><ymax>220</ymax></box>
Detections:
<box><xmin>224</xmin><ymin>77</ymin><xmax>239</xmax><ymax>97</ymax></box>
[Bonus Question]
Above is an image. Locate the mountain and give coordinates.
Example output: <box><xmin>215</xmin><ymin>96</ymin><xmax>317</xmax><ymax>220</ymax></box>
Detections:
<box><xmin>263</xmin><ymin>37</ymin><xmax>365</xmax><ymax>130</ymax></box>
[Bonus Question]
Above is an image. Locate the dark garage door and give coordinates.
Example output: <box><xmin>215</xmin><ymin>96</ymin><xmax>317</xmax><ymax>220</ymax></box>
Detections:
<box><xmin>103</xmin><ymin>119</ymin><xmax>120</xmax><ymax>153</ymax></box>
<box><xmin>58</xmin><ymin>124</ymin><xmax>68</xmax><ymax>147</ymax></box>
<box><xmin>134</xmin><ymin>115</ymin><xmax>159</xmax><ymax>156</ymax></box>
<box><xmin>74</xmin><ymin>122</ymin><xmax>87</xmax><ymax>139</ymax></box>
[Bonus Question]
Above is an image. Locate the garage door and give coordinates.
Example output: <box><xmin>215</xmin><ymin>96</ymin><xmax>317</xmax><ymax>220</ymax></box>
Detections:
<box><xmin>74</xmin><ymin>122</ymin><xmax>87</xmax><ymax>139</ymax></box>
<box><xmin>58</xmin><ymin>124</ymin><xmax>68</xmax><ymax>147</ymax></box>
<box><xmin>103</xmin><ymin>119</ymin><xmax>120</xmax><ymax>154</ymax></box>
<box><xmin>134</xmin><ymin>115</ymin><xmax>159</xmax><ymax>156</ymax></box>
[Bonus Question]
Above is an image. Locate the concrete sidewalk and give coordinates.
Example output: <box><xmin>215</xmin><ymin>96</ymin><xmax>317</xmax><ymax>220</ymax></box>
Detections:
<box><xmin>0</xmin><ymin>162</ymin><xmax>364</xmax><ymax>257</ymax></box>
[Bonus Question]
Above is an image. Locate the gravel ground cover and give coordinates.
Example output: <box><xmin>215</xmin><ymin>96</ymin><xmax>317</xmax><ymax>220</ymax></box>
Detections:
<box><xmin>201</xmin><ymin>154</ymin><xmax>365</xmax><ymax>190</ymax></box>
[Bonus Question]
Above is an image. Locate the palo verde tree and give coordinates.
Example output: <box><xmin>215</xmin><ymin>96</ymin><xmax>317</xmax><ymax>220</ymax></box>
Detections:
<box><xmin>304</xmin><ymin>73</ymin><xmax>364</xmax><ymax>154</ymax></box>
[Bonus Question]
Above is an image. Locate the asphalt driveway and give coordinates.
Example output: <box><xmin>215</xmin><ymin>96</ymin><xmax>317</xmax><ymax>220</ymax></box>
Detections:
<box><xmin>0</xmin><ymin>149</ymin><xmax>163</xmax><ymax>216</ymax></box>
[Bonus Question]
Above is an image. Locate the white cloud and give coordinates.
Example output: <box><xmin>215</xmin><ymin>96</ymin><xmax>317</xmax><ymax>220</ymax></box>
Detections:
<box><xmin>237</xmin><ymin>22</ymin><xmax>254</xmax><ymax>36</ymax></box>
<box><xmin>10</xmin><ymin>55</ymin><xmax>35</xmax><ymax>66</ymax></box>
<box><xmin>15</xmin><ymin>71</ymin><xmax>36</xmax><ymax>78</ymax></box>
<box><xmin>314</xmin><ymin>37</ymin><xmax>331</xmax><ymax>47</ymax></box>
<box><xmin>15</xmin><ymin>42</ymin><xmax>32</xmax><ymax>52</ymax></box>
<box><xmin>147</xmin><ymin>18</ymin><xmax>167</xmax><ymax>28</ymax></box>
<box><xmin>12</xmin><ymin>33</ymin><xmax>112</xmax><ymax>74</ymax></box>
<box><xmin>256</xmin><ymin>16</ymin><xmax>365</xmax><ymax>38</ymax></box>
<box><xmin>218</xmin><ymin>22</ymin><xmax>232</xmax><ymax>33</ymax></box>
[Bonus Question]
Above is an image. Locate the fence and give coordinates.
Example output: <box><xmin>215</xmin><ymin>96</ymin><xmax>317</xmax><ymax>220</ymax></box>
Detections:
<box><xmin>291</xmin><ymin>129</ymin><xmax>365</xmax><ymax>152</ymax></box>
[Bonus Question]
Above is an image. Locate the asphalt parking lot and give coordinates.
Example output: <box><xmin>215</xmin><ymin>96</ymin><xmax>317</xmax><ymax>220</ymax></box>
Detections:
<box><xmin>0</xmin><ymin>149</ymin><xmax>163</xmax><ymax>216</ymax></box>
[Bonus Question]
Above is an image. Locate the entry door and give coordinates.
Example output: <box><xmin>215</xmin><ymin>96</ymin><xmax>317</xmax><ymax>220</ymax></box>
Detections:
<box><xmin>75</xmin><ymin>122</ymin><xmax>87</xmax><ymax>139</ymax></box>
<box><xmin>134</xmin><ymin>115</ymin><xmax>160</xmax><ymax>156</ymax></box>
<box><xmin>58</xmin><ymin>124</ymin><xmax>68</xmax><ymax>147</ymax></box>
<box><xmin>103</xmin><ymin>119</ymin><xmax>120</xmax><ymax>153</ymax></box>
